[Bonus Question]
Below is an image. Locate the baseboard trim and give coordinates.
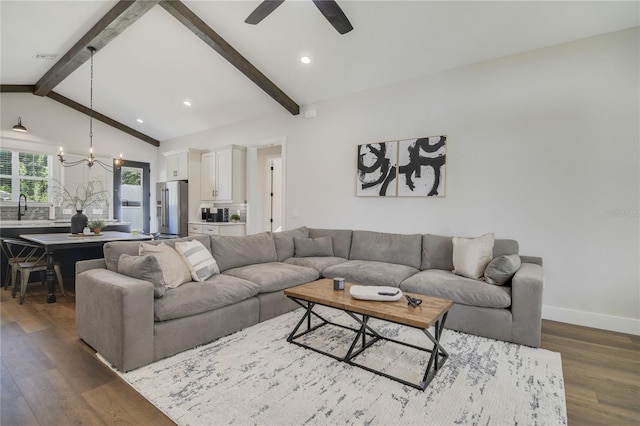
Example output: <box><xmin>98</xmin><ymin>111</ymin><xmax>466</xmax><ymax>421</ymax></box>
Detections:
<box><xmin>543</xmin><ymin>305</ymin><xmax>640</xmax><ymax>336</ymax></box>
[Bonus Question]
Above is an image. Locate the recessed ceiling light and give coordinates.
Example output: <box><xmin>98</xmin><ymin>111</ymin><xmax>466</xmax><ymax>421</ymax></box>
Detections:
<box><xmin>300</xmin><ymin>56</ymin><xmax>311</xmax><ymax>64</ymax></box>
<box><xmin>136</xmin><ymin>118</ymin><xmax>144</xmax><ymax>124</ymax></box>
<box><xmin>183</xmin><ymin>100</ymin><xmax>192</xmax><ymax>106</ymax></box>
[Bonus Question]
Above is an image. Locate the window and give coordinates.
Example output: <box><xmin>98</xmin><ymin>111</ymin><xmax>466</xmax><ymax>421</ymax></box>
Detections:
<box><xmin>0</xmin><ymin>149</ymin><xmax>52</xmax><ymax>203</ymax></box>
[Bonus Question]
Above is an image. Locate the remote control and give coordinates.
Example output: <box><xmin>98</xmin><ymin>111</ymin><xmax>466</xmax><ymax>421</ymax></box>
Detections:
<box><xmin>378</xmin><ymin>291</ymin><xmax>399</xmax><ymax>296</ymax></box>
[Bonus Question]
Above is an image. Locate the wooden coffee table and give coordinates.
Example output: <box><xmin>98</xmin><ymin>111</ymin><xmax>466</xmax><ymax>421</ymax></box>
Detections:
<box><xmin>284</xmin><ymin>278</ymin><xmax>453</xmax><ymax>390</ymax></box>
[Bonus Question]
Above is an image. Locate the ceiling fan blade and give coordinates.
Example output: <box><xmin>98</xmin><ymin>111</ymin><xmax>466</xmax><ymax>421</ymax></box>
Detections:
<box><xmin>245</xmin><ymin>0</ymin><xmax>285</xmax><ymax>25</ymax></box>
<box><xmin>312</xmin><ymin>0</ymin><xmax>353</xmax><ymax>34</ymax></box>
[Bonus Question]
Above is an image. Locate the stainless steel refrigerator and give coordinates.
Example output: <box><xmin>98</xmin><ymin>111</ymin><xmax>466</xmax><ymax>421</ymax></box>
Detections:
<box><xmin>156</xmin><ymin>181</ymin><xmax>188</xmax><ymax>237</ymax></box>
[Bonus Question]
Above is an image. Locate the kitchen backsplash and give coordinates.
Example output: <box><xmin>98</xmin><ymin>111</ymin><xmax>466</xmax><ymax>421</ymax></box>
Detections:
<box><xmin>0</xmin><ymin>205</ymin><xmax>110</xmax><ymax>222</ymax></box>
<box><xmin>214</xmin><ymin>203</ymin><xmax>247</xmax><ymax>222</ymax></box>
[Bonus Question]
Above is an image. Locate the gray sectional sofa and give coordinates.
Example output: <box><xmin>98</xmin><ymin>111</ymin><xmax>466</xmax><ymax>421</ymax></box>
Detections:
<box><xmin>75</xmin><ymin>227</ymin><xmax>543</xmax><ymax>372</ymax></box>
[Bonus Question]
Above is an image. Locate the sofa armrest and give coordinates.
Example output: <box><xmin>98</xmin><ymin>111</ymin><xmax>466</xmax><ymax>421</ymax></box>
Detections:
<box><xmin>76</xmin><ymin>258</ymin><xmax>107</xmax><ymax>274</ymax></box>
<box><xmin>76</xmin><ymin>268</ymin><xmax>154</xmax><ymax>371</ymax></box>
<box><xmin>510</xmin><ymin>262</ymin><xmax>543</xmax><ymax>347</ymax></box>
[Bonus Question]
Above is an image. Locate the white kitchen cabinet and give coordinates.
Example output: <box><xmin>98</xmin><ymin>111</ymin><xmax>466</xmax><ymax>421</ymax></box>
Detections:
<box><xmin>188</xmin><ymin>222</ymin><xmax>245</xmax><ymax>236</ymax></box>
<box><xmin>164</xmin><ymin>150</ymin><xmax>189</xmax><ymax>181</ymax></box>
<box><xmin>201</xmin><ymin>146</ymin><xmax>246</xmax><ymax>203</ymax></box>
<box><xmin>188</xmin><ymin>223</ymin><xmax>203</xmax><ymax>236</ymax></box>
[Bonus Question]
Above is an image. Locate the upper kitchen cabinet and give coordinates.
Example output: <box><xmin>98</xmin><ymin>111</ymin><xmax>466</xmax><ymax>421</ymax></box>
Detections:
<box><xmin>164</xmin><ymin>150</ymin><xmax>189</xmax><ymax>181</ymax></box>
<box><xmin>201</xmin><ymin>145</ymin><xmax>246</xmax><ymax>203</ymax></box>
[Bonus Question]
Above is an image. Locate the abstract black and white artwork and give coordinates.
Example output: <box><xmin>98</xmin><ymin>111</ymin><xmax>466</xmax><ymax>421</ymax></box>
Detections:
<box><xmin>356</xmin><ymin>142</ymin><xmax>397</xmax><ymax>196</ymax></box>
<box><xmin>397</xmin><ymin>136</ymin><xmax>447</xmax><ymax>197</ymax></box>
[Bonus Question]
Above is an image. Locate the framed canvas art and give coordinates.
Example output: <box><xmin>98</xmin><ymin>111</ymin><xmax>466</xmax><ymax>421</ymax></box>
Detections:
<box><xmin>356</xmin><ymin>142</ymin><xmax>397</xmax><ymax>196</ymax></box>
<box><xmin>397</xmin><ymin>136</ymin><xmax>447</xmax><ymax>197</ymax></box>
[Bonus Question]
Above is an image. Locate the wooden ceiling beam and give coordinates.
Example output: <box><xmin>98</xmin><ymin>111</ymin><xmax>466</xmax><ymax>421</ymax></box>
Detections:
<box><xmin>159</xmin><ymin>0</ymin><xmax>300</xmax><ymax>116</ymax></box>
<box><xmin>34</xmin><ymin>0</ymin><xmax>160</xmax><ymax>96</ymax></box>
<box><xmin>1</xmin><ymin>85</ymin><xmax>35</xmax><ymax>93</ymax></box>
<box><xmin>1</xmin><ymin>86</ymin><xmax>159</xmax><ymax>146</ymax></box>
<box><xmin>46</xmin><ymin>91</ymin><xmax>160</xmax><ymax>147</ymax></box>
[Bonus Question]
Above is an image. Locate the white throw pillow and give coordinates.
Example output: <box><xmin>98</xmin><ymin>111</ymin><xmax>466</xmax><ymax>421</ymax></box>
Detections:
<box><xmin>452</xmin><ymin>233</ymin><xmax>495</xmax><ymax>280</ymax></box>
<box><xmin>175</xmin><ymin>239</ymin><xmax>219</xmax><ymax>282</ymax></box>
<box><xmin>139</xmin><ymin>242</ymin><xmax>192</xmax><ymax>288</ymax></box>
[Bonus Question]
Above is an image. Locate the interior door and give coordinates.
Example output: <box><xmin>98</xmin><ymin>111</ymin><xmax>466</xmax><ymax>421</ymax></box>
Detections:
<box><xmin>265</xmin><ymin>155</ymin><xmax>282</xmax><ymax>232</ymax></box>
<box><xmin>113</xmin><ymin>160</ymin><xmax>150</xmax><ymax>233</ymax></box>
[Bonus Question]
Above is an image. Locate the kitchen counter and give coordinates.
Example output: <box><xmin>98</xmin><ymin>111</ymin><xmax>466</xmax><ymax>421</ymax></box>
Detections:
<box><xmin>0</xmin><ymin>219</ymin><xmax>127</xmax><ymax>228</ymax></box>
<box><xmin>188</xmin><ymin>221</ymin><xmax>245</xmax><ymax>236</ymax></box>
<box><xmin>189</xmin><ymin>221</ymin><xmax>246</xmax><ymax>226</ymax></box>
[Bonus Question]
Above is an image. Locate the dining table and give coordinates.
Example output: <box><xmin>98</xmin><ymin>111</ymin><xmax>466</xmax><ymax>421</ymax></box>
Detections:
<box><xmin>19</xmin><ymin>231</ymin><xmax>153</xmax><ymax>303</ymax></box>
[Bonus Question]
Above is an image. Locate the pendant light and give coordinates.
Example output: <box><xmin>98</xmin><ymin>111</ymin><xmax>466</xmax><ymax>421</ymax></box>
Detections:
<box><xmin>57</xmin><ymin>46</ymin><xmax>124</xmax><ymax>171</ymax></box>
<box><xmin>12</xmin><ymin>117</ymin><xmax>27</xmax><ymax>132</ymax></box>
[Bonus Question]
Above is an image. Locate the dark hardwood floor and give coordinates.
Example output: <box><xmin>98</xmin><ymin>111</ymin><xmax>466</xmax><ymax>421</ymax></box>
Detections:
<box><xmin>1</xmin><ymin>281</ymin><xmax>638</xmax><ymax>425</ymax></box>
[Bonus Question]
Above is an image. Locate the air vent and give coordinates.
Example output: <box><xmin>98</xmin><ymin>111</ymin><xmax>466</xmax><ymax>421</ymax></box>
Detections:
<box><xmin>32</xmin><ymin>53</ymin><xmax>58</xmax><ymax>60</ymax></box>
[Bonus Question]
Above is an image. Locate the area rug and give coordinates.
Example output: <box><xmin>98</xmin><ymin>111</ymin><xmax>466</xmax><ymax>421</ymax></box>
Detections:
<box><xmin>104</xmin><ymin>307</ymin><xmax>567</xmax><ymax>425</ymax></box>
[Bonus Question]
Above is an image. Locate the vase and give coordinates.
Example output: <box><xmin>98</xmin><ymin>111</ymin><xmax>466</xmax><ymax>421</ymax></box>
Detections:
<box><xmin>71</xmin><ymin>210</ymin><xmax>88</xmax><ymax>234</ymax></box>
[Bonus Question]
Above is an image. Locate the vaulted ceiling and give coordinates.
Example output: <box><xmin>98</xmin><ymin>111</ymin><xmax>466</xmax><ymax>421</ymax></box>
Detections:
<box><xmin>1</xmin><ymin>1</ymin><xmax>637</xmax><ymax>145</ymax></box>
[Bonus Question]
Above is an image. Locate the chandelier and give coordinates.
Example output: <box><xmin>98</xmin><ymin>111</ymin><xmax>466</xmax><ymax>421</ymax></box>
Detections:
<box><xmin>57</xmin><ymin>46</ymin><xmax>124</xmax><ymax>172</ymax></box>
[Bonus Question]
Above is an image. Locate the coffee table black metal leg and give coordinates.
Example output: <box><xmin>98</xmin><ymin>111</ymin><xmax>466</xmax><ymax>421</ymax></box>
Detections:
<box><xmin>419</xmin><ymin>313</ymin><xmax>449</xmax><ymax>389</ymax></box>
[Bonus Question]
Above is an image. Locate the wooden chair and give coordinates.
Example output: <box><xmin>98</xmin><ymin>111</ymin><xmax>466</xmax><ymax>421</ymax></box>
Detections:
<box><xmin>4</xmin><ymin>239</ymin><xmax>65</xmax><ymax>304</ymax></box>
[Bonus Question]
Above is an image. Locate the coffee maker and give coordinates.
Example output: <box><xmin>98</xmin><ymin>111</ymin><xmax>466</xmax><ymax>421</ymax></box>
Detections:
<box><xmin>199</xmin><ymin>203</ymin><xmax>213</xmax><ymax>221</ymax></box>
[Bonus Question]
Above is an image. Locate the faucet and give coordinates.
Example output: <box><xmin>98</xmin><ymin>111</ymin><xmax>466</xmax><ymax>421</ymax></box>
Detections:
<box><xmin>18</xmin><ymin>194</ymin><xmax>27</xmax><ymax>221</ymax></box>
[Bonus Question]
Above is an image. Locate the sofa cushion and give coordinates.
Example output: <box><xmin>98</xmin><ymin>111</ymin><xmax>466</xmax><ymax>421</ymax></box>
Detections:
<box><xmin>139</xmin><ymin>242</ymin><xmax>192</xmax><ymax>288</ymax></box>
<box><xmin>349</xmin><ymin>230</ymin><xmax>422</xmax><ymax>269</ymax></box>
<box><xmin>493</xmin><ymin>239</ymin><xmax>519</xmax><ymax>257</ymax></box>
<box><xmin>154</xmin><ymin>235</ymin><xmax>212</xmax><ymax>253</ymax></box>
<box><xmin>322</xmin><ymin>260</ymin><xmax>419</xmax><ymax>288</ymax></box>
<box><xmin>400</xmin><ymin>269</ymin><xmax>512</xmax><ymax>309</ymax></box>
<box><xmin>210</xmin><ymin>232</ymin><xmax>277</xmax><ymax>272</ymax></box>
<box><xmin>421</xmin><ymin>234</ymin><xmax>519</xmax><ymax>271</ymax></box>
<box><xmin>284</xmin><ymin>256</ymin><xmax>348</xmax><ymax>274</ymax></box>
<box><xmin>175</xmin><ymin>239</ymin><xmax>219</xmax><ymax>282</ymax></box>
<box><xmin>309</xmin><ymin>229</ymin><xmax>353</xmax><ymax>259</ymax></box>
<box><xmin>117</xmin><ymin>254</ymin><xmax>166</xmax><ymax>298</ymax></box>
<box><xmin>452</xmin><ymin>233</ymin><xmax>495</xmax><ymax>279</ymax></box>
<box><xmin>103</xmin><ymin>235</ymin><xmax>211</xmax><ymax>272</ymax></box>
<box><xmin>104</xmin><ymin>240</ymin><xmax>143</xmax><ymax>272</ymax></box>
<box><xmin>484</xmin><ymin>254</ymin><xmax>521</xmax><ymax>285</ymax></box>
<box><xmin>294</xmin><ymin>236</ymin><xmax>334</xmax><ymax>257</ymax></box>
<box><xmin>154</xmin><ymin>274</ymin><xmax>260</xmax><ymax>322</ymax></box>
<box><xmin>223</xmin><ymin>262</ymin><xmax>320</xmax><ymax>293</ymax></box>
<box><xmin>272</xmin><ymin>227</ymin><xmax>309</xmax><ymax>262</ymax></box>
<box><xmin>421</xmin><ymin>234</ymin><xmax>454</xmax><ymax>271</ymax></box>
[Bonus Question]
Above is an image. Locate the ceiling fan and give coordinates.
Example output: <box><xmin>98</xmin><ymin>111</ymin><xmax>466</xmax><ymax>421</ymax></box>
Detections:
<box><xmin>245</xmin><ymin>0</ymin><xmax>353</xmax><ymax>35</ymax></box>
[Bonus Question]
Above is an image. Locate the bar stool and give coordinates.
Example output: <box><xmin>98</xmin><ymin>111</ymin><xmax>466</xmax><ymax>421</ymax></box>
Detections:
<box><xmin>4</xmin><ymin>239</ymin><xmax>65</xmax><ymax>304</ymax></box>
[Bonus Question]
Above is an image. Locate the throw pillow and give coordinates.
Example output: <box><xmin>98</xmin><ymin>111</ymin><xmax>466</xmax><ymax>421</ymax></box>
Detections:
<box><xmin>175</xmin><ymin>239</ymin><xmax>220</xmax><ymax>282</ymax></box>
<box><xmin>452</xmin><ymin>233</ymin><xmax>495</xmax><ymax>280</ymax></box>
<box><xmin>117</xmin><ymin>254</ymin><xmax>166</xmax><ymax>298</ymax></box>
<box><xmin>484</xmin><ymin>254</ymin><xmax>521</xmax><ymax>285</ymax></box>
<box><xmin>139</xmin><ymin>242</ymin><xmax>192</xmax><ymax>288</ymax></box>
<box><xmin>294</xmin><ymin>236</ymin><xmax>334</xmax><ymax>257</ymax></box>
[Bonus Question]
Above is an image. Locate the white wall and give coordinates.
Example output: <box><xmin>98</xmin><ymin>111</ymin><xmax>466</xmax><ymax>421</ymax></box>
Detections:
<box><xmin>162</xmin><ymin>28</ymin><xmax>639</xmax><ymax>334</ymax></box>
<box><xmin>0</xmin><ymin>93</ymin><xmax>159</xmax><ymax>218</ymax></box>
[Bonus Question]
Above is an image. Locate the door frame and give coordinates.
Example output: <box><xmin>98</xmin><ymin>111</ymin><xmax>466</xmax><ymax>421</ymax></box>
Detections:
<box><xmin>113</xmin><ymin>160</ymin><xmax>151</xmax><ymax>234</ymax></box>
<box><xmin>245</xmin><ymin>137</ymin><xmax>286</xmax><ymax>235</ymax></box>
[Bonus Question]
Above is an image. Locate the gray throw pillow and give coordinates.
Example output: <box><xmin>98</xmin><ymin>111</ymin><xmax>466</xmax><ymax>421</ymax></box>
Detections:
<box><xmin>294</xmin><ymin>236</ymin><xmax>334</xmax><ymax>258</ymax></box>
<box><xmin>484</xmin><ymin>254</ymin><xmax>522</xmax><ymax>285</ymax></box>
<box><xmin>118</xmin><ymin>254</ymin><xmax>166</xmax><ymax>298</ymax></box>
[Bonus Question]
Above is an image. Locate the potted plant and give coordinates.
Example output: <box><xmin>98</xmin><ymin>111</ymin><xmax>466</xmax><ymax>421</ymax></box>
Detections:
<box><xmin>55</xmin><ymin>177</ymin><xmax>110</xmax><ymax>233</ymax></box>
<box><xmin>230</xmin><ymin>214</ymin><xmax>241</xmax><ymax>223</ymax></box>
<box><xmin>88</xmin><ymin>219</ymin><xmax>105</xmax><ymax>235</ymax></box>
